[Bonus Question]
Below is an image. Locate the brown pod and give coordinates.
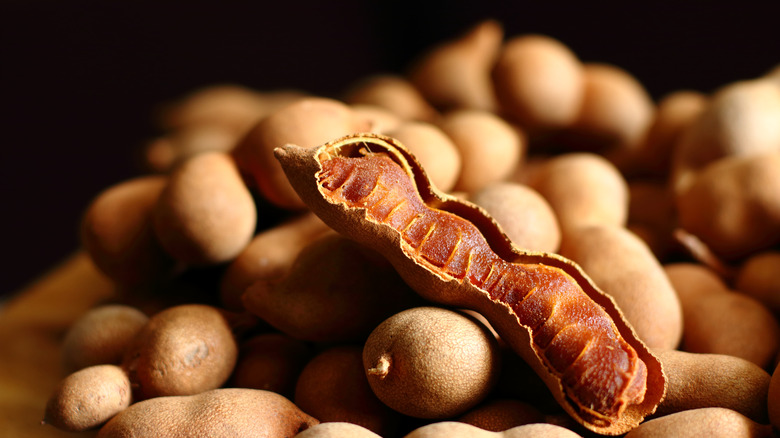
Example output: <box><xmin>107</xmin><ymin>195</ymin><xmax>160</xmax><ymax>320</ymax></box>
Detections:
<box><xmin>350</xmin><ymin>104</ymin><xmax>404</xmax><ymax>134</ymax></box>
<box><xmin>619</xmin><ymin>90</ymin><xmax>707</xmax><ymax>179</ymax></box>
<box><xmin>157</xmin><ymin>84</ymin><xmax>277</xmax><ymax>133</ymax></box>
<box><xmin>295</xmin><ymin>422</ymin><xmax>383</xmax><ymax>438</ymax></box>
<box><xmin>294</xmin><ymin>346</ymin><xmax>399</xmax><ymax>437</ymax></box>
<box><xmin>242</xmin><ymin>233</ymin><xmax>421</xmax><ymax>343</ymax></box>
<box><xmin>144</xmin><ymin>124</ymin><xmax>241</xmax><ymax>173</ymax></box>
<box><xmin>219</xmin><ymin>211</ymin><xmax>331</xmax><ymax>310</ymax></box>
<box><xmin>768</xmin><ymin>359</ymin><xmax>780</xmax><ymax>430</ymax></box>
<box><xmin>671</xmin><ymin>79</ymin><xmax>780</xmax><ymax>194</ymax></box>
<box><xmin>492</xmin><ymin>34</ymin><xmax>584</xmax><ymax>132</ymax></box>
<box><xmin>623</xmin><ymin>407</ymin><xmax>774</xmax><ymax>438</ymax></box>
<box><xmin>229</xmin><ymin>333</ymin><xmax>312</xmax><ymax>399</ymax></box>
<box><xmin>566</xmin><ymin>63</ymin><xmax>654</xmax><ymax>156</ymax></box>
<box><xmin>558</xmin><ymin>225</ymin><xmax>683</xmax><ymax>351</ymax></box>
<box><xmin>148</xmin><ymin>86</ymin><xmax>308</xmax><ymax>173</ymax></box>
<box><xmin>655</xmin><ymin>350</ymin><xmax>770</xmax><ymax>422</ymax></box>
<box><xmin>43</xmin><ymin>364</ymin><xmax>131</xmax><ymax>432</ymax></box>
<box><xmin>626</xmin><ymin>181</ymin><xmax>678</xmax><ymax>260</ymax></box>
<box><xmin>344</xmin><ymin>74</ymin><xmax>438</xmax><ymax>122</ymax></box>
<box><xmin>525</xmin><ymin>152</ymin><xmax>629</xmax><ymax>233</ymax></box>
<box><xmin>61</xmin><ymin>304</ymin><xmax>149</xmax><ymax>373</ymax></box>
<box><xmin>152</xmin><ymin>151</ymin><xmax>257</xmax><ymax>265</ymax></box>
<box><xmin>457</xmin><ymin>399</ymin><xmax>545</xmax><ymax>432</ymax></box>
<box><xmin>409</xmin><ymin>19</ymin><xmax>503</xmax><ymax>112</ymax></box>
<box><xmin>736</xmin><ymin>250</ymin><xmax>780</xmax><ymax>314</ymax></box>
<box><xmin>404</xmin><ymin>421</ymin><xmax>584</xmax><ymax>438</ymax></box>
<box><xmin>122</xmin><ymin>304</ymin><xmax>238</xmax><ymax>400</ymax></box>
<box><xmin>273</xmin><ymin>133</ymin><xmax>665</xmax><ymax>435</ymax></box>
<box><xmin>386</xmin><ymin>121</ymin><xmax>462</xmax><ymax>193</ymax></box>
<box><xmin>502</xmin><ymin>423</ymin><xmax>585</xmax><ymax>437</ymax></box>
<box><xmin>663</xmin><ymin>262</ymin><xmax>727</xmax><ymax>298</ymax></box>
<box><xmin>437</xmin><ymin>109</ymin><xmax>525</xmax><ymax>194</ymax></box>
<box><xmin>683</xmin><ymin>292</ymin><xmax>780</xmax><ymax>369</ymax></box>
<box><xmin>81</xmin><ymin>175</ymin><xmax>174</xmax><ymax>285</ymax></box>
<box><xmin>96</xmin><ymin>388</ymin><xmax>319</xmax><ymax>438</ymax></box>
<box><xmin>676</xmin><ymin>151</ymin><xmax>780</xmax><ymax>261</ymax></box>
<box><xmin>468</xmin><ymin>182</ymin><xmax>561</xmax><ymax>253</ymax></box>
<box><xmin>665</xmin><ymin>263</ymin><xmax>780</xmax><ymax>369</ymax></box>
<box><xmin>765</xmin><ymin>63</ymin><xmax>780</xmax><ymax>84</ymax></box>
<box><xmin>362</xmin><ymin>307</ymin><xmax>501</xmax><ymax>420</ymax></box>
<box><xmin>232</xmin><ymin>96</ymin><xmax>371</xmax><ymax>209</ymax></box>
<box><xmin>404</xmin><ymin>421</ymin><xmax>496</xmax><ymax>438</ymax></box>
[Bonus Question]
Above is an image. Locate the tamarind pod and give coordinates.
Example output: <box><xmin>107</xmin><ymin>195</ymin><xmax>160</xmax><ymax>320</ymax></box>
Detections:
<box><xmin>274</xmin><ymin>133</ymin><xmax>665</xmax><ymax>435</ymax></box>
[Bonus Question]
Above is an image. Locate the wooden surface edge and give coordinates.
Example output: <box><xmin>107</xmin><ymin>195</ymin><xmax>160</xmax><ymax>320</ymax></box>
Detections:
<box><xmin>0</xmin><ymin>251</ymin><xmax>116</xmax><ymax>437</ymax></box>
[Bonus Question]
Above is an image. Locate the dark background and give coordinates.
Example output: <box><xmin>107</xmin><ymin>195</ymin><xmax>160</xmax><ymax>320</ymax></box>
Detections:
<box><xmin>2</xmin><ymin>1</ymin><xmax>779</xmax><ymax>298</ymax></box>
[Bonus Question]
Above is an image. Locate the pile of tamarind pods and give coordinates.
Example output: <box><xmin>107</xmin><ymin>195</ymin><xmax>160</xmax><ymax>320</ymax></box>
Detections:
<box><xmin>43</xmin><ymin>19</ymin><xmax>780</xmax><ymax>437</ymax></box>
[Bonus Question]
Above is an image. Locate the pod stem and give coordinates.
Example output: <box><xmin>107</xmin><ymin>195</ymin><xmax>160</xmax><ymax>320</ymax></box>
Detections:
<box><xmin>367</xmin><ymin>355</ymin><xmax>391</xmax><ymax>379</ymax></box>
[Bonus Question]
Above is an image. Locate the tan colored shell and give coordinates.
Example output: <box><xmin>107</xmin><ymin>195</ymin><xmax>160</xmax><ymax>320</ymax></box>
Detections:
<box><xmin>736</xmin><ymin>250</ymin><xmax>780</xmax><ymax>313</ymax></box>
<box><xmin>492</xmin><ymin>34</ymin><xmax>584</xmax><ymax>131</ymax></box>
<box><xmin>80</xmin><ymin>175</ymin><xmax>173</xmax><ymax>285</ymax></box>
<box><xmin>409</xmin><ymin>20</ymin><xmax>503</xmax><ymax>112</ymax></box>
<box><xmin>457</xmin><ymin>399</ymin><xmax>545</xmax><ymax>432</ymax></box>
<box><xmin>273</xmin><ymin>133</ymin><xmax>665</xmax><ymax>435</ymax></box>
<box><xmin>569</xmin><ymin>63</ymin><xmax>654</xmax><ymax>155</ymax></box>
<box><xmin>44</xmin><ymin>364</ymin><xmax>131</xmax><ymax>432</ymax></box>
<box><xmin>676</xmin><ymin>151</ymin><xmax>780</xmax><ymax>261</ymax></box>
<box><xmin>619</xmin><ymin>90</ymin><xmax>707</xmax><ymax>179</ymax></box>
<box><xmin>623</xmin><ymin>407</ymin><xmax>774</xmax><ymax>438</ymax></box>
<box><xmin>468</xmin><ymin>182</ymin><xmax>561</xmax><ymax>253</ymax></box>
<box><xmin>121</xmin><ymin>304</ymin><xmax>238</xmax><ymax>400</ymax></box>
<box><xmin>525</xmin><ymin>152</ymin><xmax>629</xmax><ymax>233</ymax></box>
<box><xmin>294</xmin><ymin>346</ymin><xmax>398</xmax><ymax>436</ymax></box>
<box><xmin>294</xmin><ymin>422</ymin><xmax>382</xmax><ymax>438</ymax></box>
<box><xmin>362</xmin><ymin>307</ymin><xmax>501</xmax><ymax>420</ymax></box>
<box><xmin>671</xmin><ymin>79</ymin><xmax>780</xmax><ymax>194</ymax></box>
<box><xmin>241</xmin><ymin>233</ymin><xmax>421</xmax><ymax>343</ymax></box>
<box><xmin>96</xmin><ymin>388</ymin><xmax>319</xmax><ymax>437</ymax></box>
<box><xmin>152</xmin><ymin>151</ymin><xmax>257</xmax><ymax>265</ymax></box>
<box><xmin>343</xmin><ymin>74</ymin><xmax>438</xmax><ymax>122</ymax></box>
<box><xmin>230</xmin><ymin>333</ymin><xmax>312</xmax><ymax>399</ymax></box>
<box><xmin>665</xmin><ymin>263</ymin><xmax>780</xmax><ymax>369</ymax></box>
<box><xmin>232</xmin><ymin>96</ymin><xmax>371</xmax><ymax>209</ymax></box>
<box><xmin>386</xmin><ymin>121</ymin><xmax>462</xmax><ymax>192</ymax></box>
<box><xmin>61</xmin><ymin>304</ymin><xmax>149</xmax><ymax>372</ymax></box>
<box><xmin>219</xmin><ymin>211</ymin><xmax>331</xmax><ymax>310</ymax></box>
<box><xmin>436</xmin><ymin>109</ymin><xmax>525</xmax><ymax>194</ymax></box>
<box><xmin>157</xmin><ymin>84</ymin><xmax>280</xmax><ymax>133</ymax></box>
<box><xmin>403</xmin><ymin>421</ymin><xmax>584</xmax><ymax>438</ymax></box>
<box><xmin>769</xmin><ymin>359</ymin><xmax>780</xmax><ymax>430</ymax></box>
<box><xmin>655</xmin><ymin>350</ymin><xmax>770</xmax><ymax>422</ymax></box>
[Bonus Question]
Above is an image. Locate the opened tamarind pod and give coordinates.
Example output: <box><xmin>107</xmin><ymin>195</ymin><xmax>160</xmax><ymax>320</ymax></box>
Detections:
<box><xmin>273</xmin><ymin>133</ymin><xmax>665</xmax><ymax>435</ymax></box>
